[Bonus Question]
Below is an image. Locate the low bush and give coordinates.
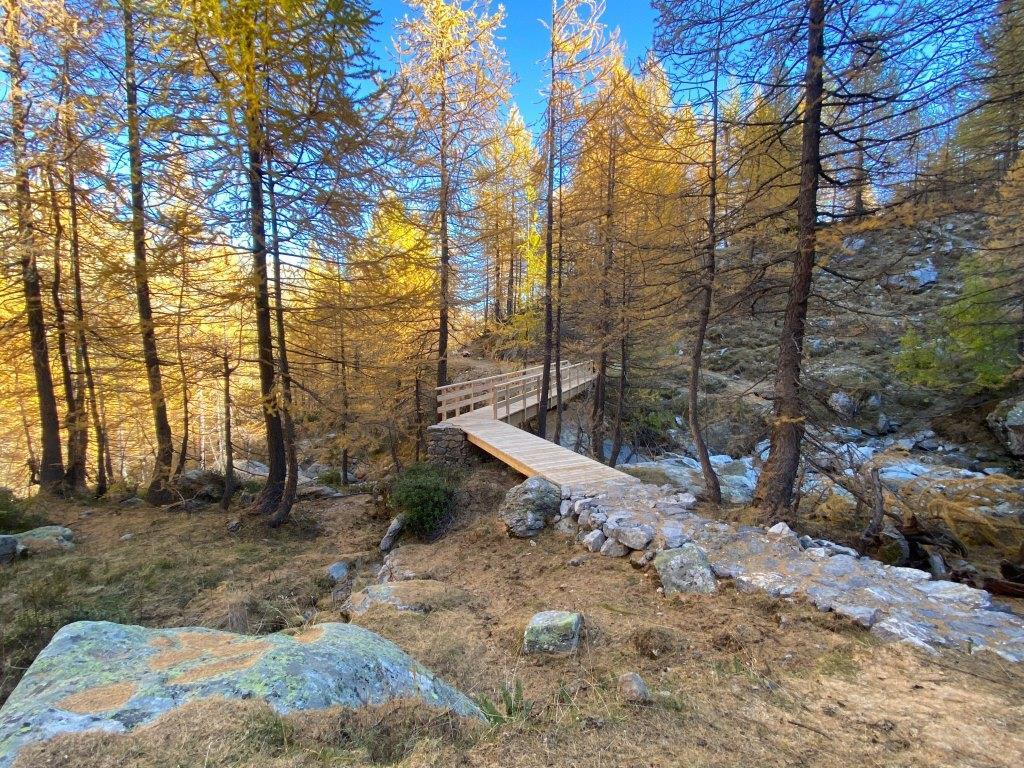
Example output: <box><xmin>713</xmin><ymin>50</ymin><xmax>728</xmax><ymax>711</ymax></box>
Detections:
<box><xmin>391</xmin><ymin>464</ymin><xmax>454</xmax><ymax>539</ymax></box>
<box><xmin>0</xmin><ymin>489</ymin><xmax>48</xmax><ymax>534</ymax></box>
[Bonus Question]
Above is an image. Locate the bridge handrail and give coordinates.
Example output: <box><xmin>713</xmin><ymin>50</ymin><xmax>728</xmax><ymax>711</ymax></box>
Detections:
<box><xmin>436</xmin><ymin>360</ymin><xmax>592</xmax><ymax>421</ymax></box>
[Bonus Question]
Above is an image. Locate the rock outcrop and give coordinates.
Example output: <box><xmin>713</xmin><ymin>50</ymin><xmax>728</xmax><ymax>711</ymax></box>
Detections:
<box><xmin>523</xmin><ymin>611</ymin><xmax>584</xmax><ymax>654</ymax></box>
<box><xmin>0</xmin><ymin>620</ymin><xmax>481</xmax><ymax>768</ymax></box>
<box><xmin>987</xmin><ymin>395</ymin><xmax>1024</xmax><ymax>457</ymax></box>
<box><xmin>498</xmin><ymin>477</ymin><xmax>561</xmax><ymax>538</ymax></box>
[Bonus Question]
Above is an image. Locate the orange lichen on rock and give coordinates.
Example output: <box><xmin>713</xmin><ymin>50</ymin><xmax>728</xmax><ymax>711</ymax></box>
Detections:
<box><xmin>58</xmin><ymin>682</ymin><xmax>138</xmax><ymax>714</ymax></box>
<box><xmin>291</xmin><ymin>627</ymin><xmax>325</xmax><ymax>644</ymax></box>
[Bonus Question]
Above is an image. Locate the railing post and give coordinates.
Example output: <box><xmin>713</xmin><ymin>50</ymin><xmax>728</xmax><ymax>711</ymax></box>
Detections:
<box><xmin>491</xmin><ymin>387</ymin><xmax>497</xmax><ymax>419</ymax></box>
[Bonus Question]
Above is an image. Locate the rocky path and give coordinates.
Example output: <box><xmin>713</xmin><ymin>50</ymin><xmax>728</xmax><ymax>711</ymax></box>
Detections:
<box><xmin>534</xmin><ymin>481</ymin><xmax>1024</xmax><ymax>662</ymax></box>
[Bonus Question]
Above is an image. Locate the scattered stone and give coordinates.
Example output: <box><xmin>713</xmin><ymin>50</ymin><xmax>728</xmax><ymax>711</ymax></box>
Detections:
<box><xmin>498</xmin><ymin>477</ymin><xmax>561</xmax><ymax>538</ymax></box>
<box><xmin>523</xmin><ymin>611</ymin><xmax>584</xmax><ymax>654</ymax></box>
<box><xmin>226</xmin><ymin>519</ymin><xmax>242</xmax><ymax>534</ymax></box>
<box><xmin>828</xmin><ymin>391</ymin><xmax>859</xmax><ymax>418</ymax></box>
<box><xmin>327</xmin><ymin>561</ymin><xmax>351</xmax><ymax>585</ymax></box>
<box><xmin>119</xmin><ymin>533</ymin><xmax>134</xmax><ymax>542</ymax></box>
<box><xmin>615</xmin><ymin>522</ymin><xmax>655</xmax><ymax>551</ymax></box>
<box><xmin>0</xmin><ymin>620</ymin><xmax>482</xmax><ymax>767</ymax></box>
<box><xmin>345</xmin><ymin>580</ymin><xmax>470</xmax><ymax>616</ymax></box>
<box><xmin>653</xmin><ymin>543</ymin><xmax>717</xmax><ymax>596</ymax></box>
<box><xmin>553</xmin><ymin>517</ymin><xmax>579</xmax><ymax>537</ymax></box>
<box><xmin>167</xmin><ymin>498</ymin><xmax>207</xmax><ymax>514</ymax></box>
<box><xmin>0</xmin><ymin>536</ymin><xmax>21</xmax><ymax>565</ymax></box>
<box><xmin>629</xmin><ymin>550</ymin><xmax>655</xmax><ymax>569</ymax></box>
<box><xmin>119</xmin><ymin>497</ymin><xmax>146</xmax><ymax>508</ymax></box>
<box><xmin>568</xmin><ymin>555</ymin><xmax>587</xmax><ymax>567</ymax></box>
<box><xmin>175</xmin><ymin>469</ymin><xmax>226</xmax><ymax>502</ymax></box>
<box><xmin>617</xmin><ymin>672</ymin><xmax>653</xmax><ymax>705</ymax></box>
<box><xmin>379</xmin><ymin>514</ymin><xmax>405</xmax><ymax>552</ymax></box>
<box><xmin>600</xmin><ymin>538</ymin><xmax>629</xmax><ymax>558</ymax></box>
<box><xmin>987</xmin><ymin>395</ymin><xmax>1024</xmax><ymax>456</ymax></box>
<box><xmin>581</xmin><ymin>530</ymin><xmax>606</xmax><ymax>552</ymax></box>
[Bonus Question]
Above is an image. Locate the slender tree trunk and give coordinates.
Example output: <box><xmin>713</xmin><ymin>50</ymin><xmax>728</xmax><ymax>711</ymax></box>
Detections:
<box><xmin>689</xmin><ymin>32</ymin><xmax>723</xmax><ymax>504</ymax></box>
<box><xmin>247</xmin><ymin>109</ymin><xmax>286</xmax><ymax>515</ymax></box>
<box><xmin>220</xmin><ymin>353</ymin><xmax>235</xmax><ymax>511</ymax></box>
<box><xmin>173</xmin><ymin>255</ymin><xmax>190</xmax><ymax>478</ymax></box>
<box><xmin>591</xmin><ymin>133</ymin><xmax>616</xmax><ymax>462</ymax></box>
<box><xmin>46</xmin><ymin>168</ymin><xmax>85</xmax><ymax>493</ymax></box>
<box><xmin>506</xmin><ymin>221</ymin><xmax>515</xmax><ymax>319</ymax></box>
<box><xmin>338</xmin><ymin>302</ymin><xmax>350</xmax><ymax>485</ymax></box>
<box><xmin>609</xmin><ymin>256</ymin><xmax>629</xmax><ymax>468</ymax></box>
<box><xmin>123</xmin><ymin>1</ymin><xmax>174</xmax><ymax>505</ymax></box>
<box><xmin>537</xmin><ymin>14</ymin><xmax>557</xmax><ymax>439</ymax></box>
<box><xmin>267</xmin><ymin>168</ymin><xmax>298</xmax><ymax>527</ymax></box>
<box><xmin>437</xmin><ymin>74</ymin><xmax>451</xmax><ymax>390</ymax></box>
<box><xmin>752</xmin><ymin>0</ymin><xmax>826</xmax><ymax>521</ymax></box>
<box><xmin>7</xmin><ymin>1</ymin><xmax>64</xmax><ymax>493</ymax></box>
<box><xmin>553</xmin><ymin>132</ymin><xmax>565</xmax><ymax>443</ymax></box>
<box><xmin>66</xmin><ymin>142</ymin><xmax>102</xmax><ymax>495</ymax></box>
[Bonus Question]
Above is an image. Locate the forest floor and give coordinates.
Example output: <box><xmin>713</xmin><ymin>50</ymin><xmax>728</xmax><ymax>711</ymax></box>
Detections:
<box><xmin>4</xmin><ymin>462</ymin><xmax>1024</xmax><ymax>767</ymax></box>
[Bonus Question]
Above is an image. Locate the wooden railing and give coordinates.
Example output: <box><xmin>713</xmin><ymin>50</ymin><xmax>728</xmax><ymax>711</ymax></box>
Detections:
<box><xmin>436</xmin><ymin>360</ymin><xmax>595</xmax><ymax>422</ymax></box>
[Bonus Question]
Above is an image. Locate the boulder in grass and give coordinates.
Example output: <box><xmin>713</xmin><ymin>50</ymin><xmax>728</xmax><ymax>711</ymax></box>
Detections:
<box><xmin>14</xmin><ymin>526</ymin><xmax>74</xmax><ymax>555</ymax></box>
<box><xmin>653</xmin><ymin>543</ymin><xmax>717</xmax><ymax>595</ymax></box>
<box><xmin>0</xmin><ymin>620</ymin><xmax>482</xmax><ymax>768</ymax></box>
<box><xmin>523</xmin><ymin>611</ymin><xmax>584</xmax><ymax>654</ymax></box>
<box><xmin>498</xmin><ymin>477</ymin><xmax>561</xmax><ymax>538</ymax></box>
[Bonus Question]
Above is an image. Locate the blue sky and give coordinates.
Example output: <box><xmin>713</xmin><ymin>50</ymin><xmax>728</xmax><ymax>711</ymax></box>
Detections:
<box><xmin>369</xmin><ymin>0</ymin><xmax>658</xmax><ymax>130</ymax></box>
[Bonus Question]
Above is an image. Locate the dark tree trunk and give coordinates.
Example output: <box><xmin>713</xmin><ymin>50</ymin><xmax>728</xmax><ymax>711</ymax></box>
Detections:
<box><xmin>247</xmin><ymin>111</ymin><xmax>286</xmax><ymax>515</ymax></box>
<box><xmin>538</xmin><ymin>24</ymin><xmax>557</xmax><ymax>439</ymax></box>
<box><xmin>267</xmin><ymin>169</ymin><xmax>297</xmax><ymax>527</ymax></box>
<box><xmin>7</xmin><ymin>1</ymin><xmax>65</xmax><ymax>493</ymax></box>
<box><xmin>689</xmin><ymin>33</ymin><xmax>723</xmax><ymax>504</ymax></box>
<box><xmin>591</xmin><ymin>133</ymin><xmax>616</xmax><ymax>462</ymax></box>
<box><xmin>123</xmin><ymin>1</ymin><xmax>174</xmax><ymax>505</ymax></box>
<box><xmin>752</xmin><ymin>0</ymin><xmax>826</xmax><ymax>521</ymax></box>
<box><xmin>437</xmin><ymin>76</ymin><xmax>451</xmax><ymax>390</ymax></box>
<box><xmin>173</xmin><ymin>256</ymin><xmax>190</xmax><ymax>479</ymax></box>
<box><xmin>46</xmin><ymin>168</ymin><xmax>85</xmax><ymax>493</ymax></box>
<box><xmin>220</xmin><ymin>353</ymin><xmax>235</xmax><ymax>511</ymax></box>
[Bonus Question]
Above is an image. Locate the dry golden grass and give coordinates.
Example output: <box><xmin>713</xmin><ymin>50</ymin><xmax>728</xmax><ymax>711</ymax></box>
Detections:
<box><xmin>5</xmin><ymin>462</ymin><xmax>1024</xmax><ymax>767</ymax></box>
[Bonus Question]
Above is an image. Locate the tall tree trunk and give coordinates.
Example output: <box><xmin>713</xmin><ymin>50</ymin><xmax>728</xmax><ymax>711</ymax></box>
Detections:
<box><xmin>689</xmin><ymin>30</ymin><xmax>723</xmax><ymax>504</ymax></box>
<box><xmin>247</xmin><ymin>110</ymin><xmax>286</xmax><ymax>515</ymax></box>
<box><xmin>437</xmin><ymin>74</ymin><xmax>451</xmax><ymax>390</ymax></box>
<box><xmin>553</xmin><ymin>124</ymin><xmax>565</xmax><ymax>443</ymax></box>
<box><xmin>537</xmin><ymin>16</ymin><xmax>557</xmax><ymax>439</ymax></box>
<box><xmin>123</xmin><ymin>1</ymin><xmax>174</xmax><ymax>505</ymax></box>
<box><xmin>66</xmin><ymin>140</ymin><xmax>103</xmax><ymax>496</ymax></box>
<box><xmin>6</xmin><ymin>0</ymin><xmax>65</xmax><ymax>493</ymax></box>
<box><xmin>267</xmin><ymin>168</ymin><xmax>297</xmax><ymax>527</ymax></box>
<box><xmin>752</xmin><ymin>0</ymin><xmax>826</xmax><ymax>521</ymax></box>
<box><xmin>173</xmin><ymin>255</ymin><xmax>190</xmax><ymax>478</ymax></box>
<box><xmin>590</xmin><ymin>133</ymin><xmax>616</xmax><ymax>462</ymax></box>
<box><xmin>609</xmin><ymin>253</ymin><xmax>629</xmax><ymax>468</ymax></box>
<box><xmin>46</xmin><ymin>167</ymin><xmax>85</xmax><ymax>493</ymax></box>
<box><xmin>338</xmin><ymin>299</ymin><xmax>351</xmax><ymax>486</ymax></box>
<box><xmin>220</xmin><ymin>353</ymin><xmax>235</xmax><ymax>511</ymax></box>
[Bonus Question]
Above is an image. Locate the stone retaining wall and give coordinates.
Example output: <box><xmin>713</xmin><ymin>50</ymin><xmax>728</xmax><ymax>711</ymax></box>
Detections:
<box><xmin>425</xmin><ymin>424</ymin><xmax>476</xmax><ymax>469</ymax></box>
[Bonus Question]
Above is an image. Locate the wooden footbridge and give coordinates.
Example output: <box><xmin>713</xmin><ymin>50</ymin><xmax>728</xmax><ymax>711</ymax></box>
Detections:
<box><xmin>437</xmin><ymin>361</ymin><xmax>639</xmax><ymax>490</ymax></box>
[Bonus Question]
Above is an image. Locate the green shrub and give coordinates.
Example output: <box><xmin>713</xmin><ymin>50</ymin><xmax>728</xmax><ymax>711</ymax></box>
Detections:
<box><xmin>391</xmin><ymin>464</ymin><xmax>454</xmax><ymax>539</ymax></box>
<box><xmin>0</xmin><ymin>489</ymin><xmax>48</xmax><ymax>534</ymax></box>
<box><xmin>317</xmin><ymin>469</ymin><xmax>343</xmax><ymax>487</ymax></box>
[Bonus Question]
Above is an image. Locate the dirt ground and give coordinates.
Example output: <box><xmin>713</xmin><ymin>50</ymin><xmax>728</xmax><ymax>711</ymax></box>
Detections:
<box><xmin>5</xmin><ymin>462</ymin><xmax>1024</xmax><ymax>767</ymax></box>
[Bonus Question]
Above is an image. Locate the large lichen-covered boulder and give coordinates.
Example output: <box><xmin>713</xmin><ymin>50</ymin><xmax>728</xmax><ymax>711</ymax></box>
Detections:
<box><xmin>344</xmin><ymin>580</ymin><xmax>472</xmax><ymax>616</ymax></box>
<box><xmin>0</xmin><ymin>621</ymin><xmax>482</xmax><ymax>768</ymax></box>
<box><xmin>654</xmin><ymin>543</ymin><xmax>717</xmax><ymax>596</ymax></box>
<box><xmin>523</xmin><ymin>611</ymin><xmax>584</xmax><ymax>654</ymax></box>
<box><xmin>987</xmin><ymin>396</ymin><xmax>1024</xmax><ymax>456</ymax></box>
<box><xmin>498</xmin><ymin>477</ymin><xmax>561</xmax><ymax>538</ymax></box>
<box><xmin>14</xmin><ymin>525</ymin><xmax>74</xmax><ymax>556</ymax></box>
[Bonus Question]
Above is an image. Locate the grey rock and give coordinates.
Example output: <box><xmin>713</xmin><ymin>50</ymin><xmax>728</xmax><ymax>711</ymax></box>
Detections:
<box><xmin>617</xmin><ymin>672</ymin><xmax>653</xmax><ymax>705</ymax></box>
<box><xmin>0</xmin><ymin>536</ymin><xmax>20</xmax><ymax>565</ymax></box>
<box><xmin>987</xmin><ymin>395</ymin><xmax>1024</xmax><ymax>456</ymax></box>
<box><xmin>345</xmin><ymin>580</ymin><xmax>470</xmax><ymax>616</ymax></box>
<box><xmin>175</xmin><ymin>469</ymin><xmax>225</xmax><ymax>502</ymax></box>
<box><xmin>327</xmin><ymin>561</ymin><xmax>351</xmax><ymax>585</ymax></box>
<box><xmin>379</xmin><ymin>515</ymin><xmax>405</xmax><ymax>552</ymax></box>
<box><xmin>615</xmin><ymin>523</ymin><xmax>654</xmax><ymax>551</ymax></box>
<box><xmin>582</xmin><ymin>530</ymin><xmax>606</xmax><ymax>552</ymax></box>
<box><xmin>523</xmin><ymin>611</ymin><xmax>584</xmax><ymax>654</ymax></box>
<box><xmin>119</xmin><ymin>497</ymin><xmax>145</xmax><ymax>508</ymax></box>
<box><xmin>828</xmin><ymin>391</ymin><xmax>859</xmax><ymax>418</ymax></box>
<box><xmin>14</xmin><ymin>526</ymin><xmax>75</xmax><ymax>554</ymax></box>
<box><xmin>654</xmin><ymin>543</ymin><xmax>717</xmax><ymax>595</ymax></box>
<box><xmin>0</xmin><ymin>620</ymin><xmax>481</xmax><ymax>768</ymax></box>
<box><xmin>498</xmin><ymin>477</ymin><xmax>561</xmax><ymax>538</ymax></box>
<box><xmin>553</xmin><ymin>517</ymin><xmax>579</xmax><ymax>537</ymax></box>
<box><xmin>226</xmin><ymin>519</ymin><xmax>242</xmax><ymax>534</ymax></box>
<box><xmin>600</xmin><ymin>538</ymin><xmax>629</xmax><ymax>558</ymax></box>
<box><xmin>119</xmin><ymin>533</ymin><xmax>134</xmax><ymax>542</ymax></box>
